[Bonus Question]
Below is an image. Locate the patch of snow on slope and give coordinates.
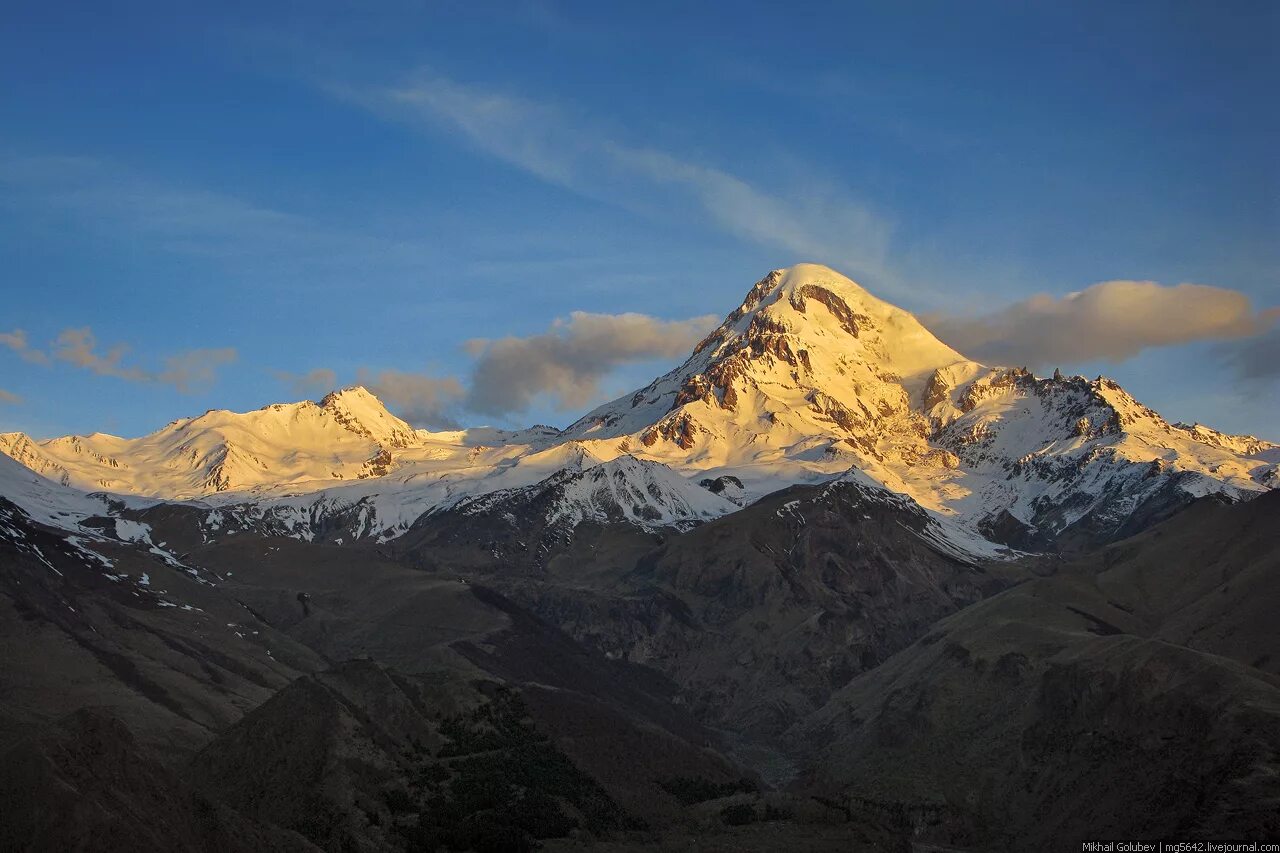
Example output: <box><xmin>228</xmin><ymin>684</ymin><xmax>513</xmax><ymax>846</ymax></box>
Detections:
<box><xmin>545</xmin><ymin>455</ymin><xmax>739</xmax><ymax>529</ymax></box>
<box><xmin>2</xmin><ymin>265</ymin><xmax>1273</xmax><ymax>549</ymax></box>
<box><xmin>0</xmin><ymin>452</ymin><xmax>119</xmax><ymax>533</ymax></box>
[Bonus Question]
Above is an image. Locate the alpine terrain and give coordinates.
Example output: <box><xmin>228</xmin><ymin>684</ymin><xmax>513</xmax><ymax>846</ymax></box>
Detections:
<box><xmin>2</xmin><ymin>264</ymin><xmax>1276</xmax><ymax>851</ymax></box>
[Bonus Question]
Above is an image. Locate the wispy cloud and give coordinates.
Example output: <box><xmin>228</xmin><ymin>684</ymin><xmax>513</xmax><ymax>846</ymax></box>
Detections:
<box><xmin>4</xmin><ymin>325</ymin><xmax>237</xmax><ymax>393</ymax></box>
<box><xmin>274</xmin><ymin>368</ymin><xmax>340</xmax><ymax>399</ymax></box>
<box><xmin>612</xmin><ymin>146</ymin><xmax>892</xmax><ymax>281</ymax></box>
<box><xmin>0</xmin><ymin>155</ymin><xmax>304</xmax><ymax>258</ymax></box>
<box><xmin>923</xmin><ymin>280</ymin><xmax>1279</xmax><ymax>368</ymax></box>
<box><xmin>0</xmin><ymin>329</ymin><xmax>50</xmax><ymax>365</ymax></box>
<box><xmin>0</xmin><ymin>388</ymin><xmax>21</xmax><ymax>405</ymax></box>
<box><xmin>52</xmin><ymin>327</ymin><xmax>150</xmax><ymax>382</ymax></box>
<box><xmin>0</xmin><ymin>153</ymin><xmax>443</xmax><ymax>283</ymax></box>
<box><xmin>156</xmin><ymin>348</ymin><xmax>239</xmax><ymax>393</ymax></box>
<box><xmin>333</xmin><ymin>73</ymin><xmax>896</xmax><ymax>290</ymax></box>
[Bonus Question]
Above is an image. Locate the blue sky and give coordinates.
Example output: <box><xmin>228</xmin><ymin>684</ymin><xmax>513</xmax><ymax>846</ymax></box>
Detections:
<box><xmin>1</xmin><ymin>1</ymin><xmax>1276</xmax><ymax>439</ymax></box>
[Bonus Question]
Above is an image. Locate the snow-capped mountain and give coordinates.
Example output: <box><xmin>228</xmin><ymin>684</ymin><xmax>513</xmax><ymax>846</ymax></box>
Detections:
<box><xmin>560</xmin><ymin>263</ymin><xmax>1276</xmax><ymax>546</ymax></box>
<box><xmin>1</xmin><ymin>387</ymin><xmax>488</xmax><ymax>496</ymax></box>
<box><xmin>2</xmin><ymin>264</ymin><xmax>1274</xmax><ymax>550</ymax></box>
<box><xmin>0</xmin><ymin>448</ymin><xmax>225</xmax><ymax>605</ymax></box>
<box><xmin>452</xmin><ymin>454</ymin><xmax>739</xmax><ymax>532</ymax></box>
<box><xmin>0</xmin><ymin>388</ymin><xmax>574</xmax><ymax>540</ymax></box>
<box><xmin>0</xmin><ymin>450</ymin><xmax>128</xmax><ymax>533</ymax></box>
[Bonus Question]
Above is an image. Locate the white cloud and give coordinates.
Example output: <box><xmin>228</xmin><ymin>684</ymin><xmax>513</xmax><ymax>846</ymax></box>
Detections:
<box><xmin>0</xmin><ymin>388</ymin><xmax>21</xmax><ymax>405</ymax></box>
<box><xmin>610</xmin><ymin>146</ymin><xmax>891</xmax><ymax>283</ymax></box>
<box><xmin>5</xmin><ymin>324</ymin><xmax>236</xmax><ymax>393</ymax></box>
<box><xmin>923</xmin><ymin>280</ymin><xmax>1278</xmax><ymax>368</ymax></box>
<box><xmin>45</xmin><ymin>326</ymin><xmax>236</xmax><ymax>392</ymax></box>
<box><xmin>336</xmin><ymin>73</ymin><xmax>894</xmax><ymax>288</ymax></box>
<box><xmin>380</xmin><ymin>77</ymin><xmax>583</xmax><ymax>187</ymax></box>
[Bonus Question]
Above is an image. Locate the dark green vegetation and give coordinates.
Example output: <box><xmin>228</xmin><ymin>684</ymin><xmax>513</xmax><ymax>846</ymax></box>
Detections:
<box><xmin>0</xmin><ymin>485</ymin><xmax>1277</xmax><ymax>850</ymax></box>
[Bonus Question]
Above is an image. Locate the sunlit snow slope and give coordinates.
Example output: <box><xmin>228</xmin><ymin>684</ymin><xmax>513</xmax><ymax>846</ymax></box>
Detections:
<box><xmin>3</xmin><ymin>264</ymin><xmax>1274</xmax><ymax>549</ymax></box>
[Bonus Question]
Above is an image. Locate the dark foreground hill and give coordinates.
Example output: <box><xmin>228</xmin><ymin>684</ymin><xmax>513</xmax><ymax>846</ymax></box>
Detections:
<box><xmin>790</xmin><ymin>490</ymin><xmax>1280</xmax><ymax>848</ymax></box>
<box><xmin>0</xmin><ymin>485</ymin><xmax>1276</xmax><ymax>850</ymax></box>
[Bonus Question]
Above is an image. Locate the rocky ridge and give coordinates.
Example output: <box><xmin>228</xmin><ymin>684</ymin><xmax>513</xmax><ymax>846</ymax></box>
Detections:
<box><xmin>1</xmin><ymin>264</ymin><xmax>1274</xmax><ymax>552</ymax></box>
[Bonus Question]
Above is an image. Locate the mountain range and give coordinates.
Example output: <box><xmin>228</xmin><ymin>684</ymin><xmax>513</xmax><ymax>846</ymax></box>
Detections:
<box><xmin>1</xmin><ymin>264</ymin><xmax>1276</xmax><ymax>851</ymax></box>
<box><xmin>3</xmin><ymin>264</ymin><xmax>1274</xmax><ymax>553</ymax></box>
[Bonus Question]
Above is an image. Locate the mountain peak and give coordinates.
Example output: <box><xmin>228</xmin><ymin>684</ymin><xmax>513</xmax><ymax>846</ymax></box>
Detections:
<box><xmin>318</xmin><ymin>384</ymin><xmax>379</xmax><ymax>409</ymax></box>
<box><xmin>563</xmin><ymin>264</ymin><xmax>969</xmax><ymax>461</ymax></box>
<box><xmin>712</xmin><ymin>264</ymin><xmax>965</xmax><ymax>378</ymax></box>
<box><xmin>2</xmin><ymin>264</ymin><xmax>1272</xmax><ymax>551</ymax></box>
<box><xmin>318</xmin><ymin>386</ymin><xmax>416</xmax><ymax>447</ymax></box>
<box><xmin>756</xmin><ymin>262</ymin><xmax>875</xmax><ymax>305</ymax></box>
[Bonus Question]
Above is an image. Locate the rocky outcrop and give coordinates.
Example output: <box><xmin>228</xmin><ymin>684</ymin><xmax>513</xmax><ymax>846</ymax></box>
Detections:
<box><xmin>359</xmin><ymin>448</ymin><xmax>394</xmax><ymax>479</ymax></box>
<box><xmin>5</xmin><ymin>264</ymin><xmax>1274</xmax><ymax>553</ymax></box>
<box><xmin>641</xmin><ymin>412</ymin><xmax>705</xmax><ymax>450</ymax></box>
<box><xmin>790</xmin><ymin>283</ymin><xmax>870</xmax><ymax>338</ymax></box>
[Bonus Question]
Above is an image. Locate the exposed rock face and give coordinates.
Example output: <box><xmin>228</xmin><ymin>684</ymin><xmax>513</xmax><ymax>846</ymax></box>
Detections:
<box><xmin>359</xmin><ymin>448</ymin><xmax>394</xmax><ymax>479</ymax></box>
<box><xmin>3</xmin><ymin>264</ymin><xmax>1275</xmax><ymax>553</ymax></box>
<box><xmin>0</xmin><ymin>432</ymin><xmax>74</xmax><ymax>487</ymax></box>
<box><xmin>921</xmin><ymin>370</ymin><xmax>952</xmax><ymax>410</ymax></box>
<box><xmin>808</xmin><ymin>390</ymin><xmax>867</xmax><ymax>435</ymax></box>
<box><xmin>699</xmin><ymin>474</ymin><xmax>746</xmax><ymax>503</ymax></box>
<box><xmin>0</xmin><ymin>389</ymin><xmax>1276</xmax><ymax>850</ymax></box>
<box><xmin>319</xmin><ymin>386</ymin><xmax>419</xmax><ymax>449</ymax></box>
<box><xmin>790</xmin><ymin>283</ymin><xmax>870</xmax><ymax>337</ymax></box>
<box><xmin>953</xmin><ymin>366</ymin><xmax>1033</xmax><ymax>414</ymax></box>
<box><xmin>641</xmin><ymin>412</ymin><xmax>705</xmax><ymax>450</ymax></box>
<box><xmin>563</xmin><ymin>265</ymin><xmax>1276</xmax><ymax>552</ymax></box>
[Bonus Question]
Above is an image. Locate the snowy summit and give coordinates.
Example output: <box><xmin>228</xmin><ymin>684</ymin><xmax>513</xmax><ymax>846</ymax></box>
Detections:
<box><xmin>1</xmin><ymin>265</ymin><xmax>1275</xmax><ymax>551</ymax></box>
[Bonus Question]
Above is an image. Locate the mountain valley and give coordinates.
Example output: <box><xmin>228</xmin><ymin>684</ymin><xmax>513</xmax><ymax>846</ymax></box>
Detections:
<box><xmin>1</xmin><ymin>265</ymin><xmax>1276</xmax><ymax>851</ymax></box>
